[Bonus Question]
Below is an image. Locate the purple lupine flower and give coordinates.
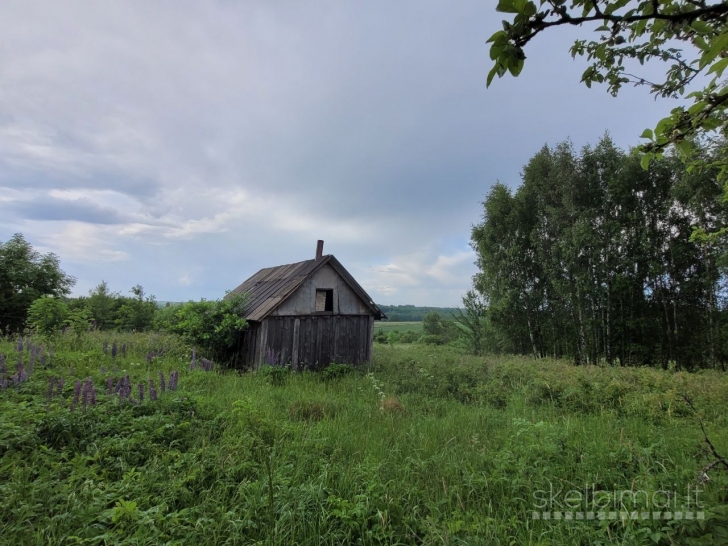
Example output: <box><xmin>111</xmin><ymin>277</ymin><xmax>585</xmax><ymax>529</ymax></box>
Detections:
<box><xmin>57</xmin><ymin>377</ymin><xmax>64</xmax><ymax>396</ymax></box>
<box><xmin>81</xmin><ymin>378</ymin><xmax>92</xmax><ymax>410</ymax></box>
<box><xmin>0</xmin><ymin>353</ymin><xmax>6</xmax><ymax>375</ymax></box>
<box><xmin>148</xmin><ymin>378</ymin><xmax>158</xmax><ymax>401</ymax></box>
<box><xmin>146</xmin><ymin>352</ymin><xmax>153</xmax><ymax>364</ymax></box>
<box><xmin>121</xmin><ymin>343</ymin><xmax>127</xmax><ymax>358</ymax></box>
<box><xmin>16</xmin><ymin>337</ymin><xmax>23</xmax><ymax>354</ymax></box>
<box><xmin>111</xmin><ymin>342</ymin><xmax>117</xmax><ymax>359</ymax></box>
<box><xmin>159</xmin><ymin>371</ymin><xmax>166</xmax><ymax>393</ymax></box>
<box><xmin>138</xmin><ymin>382</ymin><xmax>144</xmax><ymax>403</ymax></box>
<box><xmin>190</xmin><ymin>347</ymin><xmax>197</xmax><ymax>371</ymax></box>
<box><xmin>90</xmin><ymin>385</ymin><xmax>96</xmax><ymax>406</ymax></box>
<box><xmin>114</xmin><ymin>377</ymin><xmax>123</xmax><ymax>394</ymax></box>
<box><xmin>106</xmin><ymin>377</ymin><xmax>114</xmax><ymax>395</ymax></box>
<box><xmin>102</xmin><ymin>341</ymin><xmax>108</xmax><ymax>355</ymax></box>
<box><xmin>71</xmin><ymin>380</ymin><xmax>82</xmax><ymax>411</ymax></box>
<box><xmin>168</xmin><ymin>370</ymin><xmax>179</xmax><ymax>391</ymax></box>
<box><xmin>0</xmin><ymin>378</ymin><xmax>7</xmax><ymax>390</ymax></box>
<box><xmin>47</xmin><ymin>377</ymin><xmax>56</xmax><ymax>400</ymax></box>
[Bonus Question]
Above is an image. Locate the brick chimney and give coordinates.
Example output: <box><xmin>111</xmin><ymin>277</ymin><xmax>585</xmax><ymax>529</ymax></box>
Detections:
<box><xmin>315</xmin><ymin>240</ymin><xmax>324</xmax><ymax>260</ymax></box>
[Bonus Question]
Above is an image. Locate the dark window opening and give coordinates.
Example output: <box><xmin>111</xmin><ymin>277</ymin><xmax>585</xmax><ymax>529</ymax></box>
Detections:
<box><xmin>316</xmin><ymin>289</ymin><xmax>334</xmax><ymax>312</ymax></box>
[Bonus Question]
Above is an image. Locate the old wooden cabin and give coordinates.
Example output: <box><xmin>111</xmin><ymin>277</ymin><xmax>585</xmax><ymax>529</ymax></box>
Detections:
<box><xmin>227</xmin><ymin>241</ymin><xmax>385</xmax><ymax>369</ymax></box>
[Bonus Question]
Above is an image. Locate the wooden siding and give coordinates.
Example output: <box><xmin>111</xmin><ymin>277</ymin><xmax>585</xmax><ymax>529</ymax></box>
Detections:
<box><xmin>271</xmin><ymin>264</ymin><xmax>370</xmax><ymax>316</ymax></box>
<box><xmin>235</xmin><ymin>315</ymin><xmax>372</xmax><ymax>370</ymax></box>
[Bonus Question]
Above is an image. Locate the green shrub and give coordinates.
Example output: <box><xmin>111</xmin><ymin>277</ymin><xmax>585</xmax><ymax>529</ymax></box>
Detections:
<box><xmin>258</xmin><ymin>364</ymin><xmax>290</xmax><ymax>386</ymax></box>
<box><xmin>320</xmin><ymin>363</ymin><xmax>353</xmax><ymax>381</ymax></box>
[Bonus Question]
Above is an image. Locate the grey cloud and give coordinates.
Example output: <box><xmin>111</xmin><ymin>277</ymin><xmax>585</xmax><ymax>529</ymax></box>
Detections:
<box><xmin>9</xmin><ymin>195</ymin><xmax>129</xmax><ymax>225</ymax></box>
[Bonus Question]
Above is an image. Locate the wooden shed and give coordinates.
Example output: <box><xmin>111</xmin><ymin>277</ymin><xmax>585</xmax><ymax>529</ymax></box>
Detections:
<box><xmin>227</xmin><ymin>241</ymin><xmax>385</xmax><ymax>369</ymax></box>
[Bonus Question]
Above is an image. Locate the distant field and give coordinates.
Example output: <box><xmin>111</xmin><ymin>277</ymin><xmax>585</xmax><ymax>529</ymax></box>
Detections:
<box><xmin>374</xmin><ymin>321</ymin><xmax>423</xmax><ymax>333</ymax></box>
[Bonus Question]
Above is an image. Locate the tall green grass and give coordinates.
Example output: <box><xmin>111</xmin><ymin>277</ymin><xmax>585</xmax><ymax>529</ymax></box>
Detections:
<box><xmin>0</xmin><ymin>335</ymin><xmax>726</xmax><ymax>544</ymax></box>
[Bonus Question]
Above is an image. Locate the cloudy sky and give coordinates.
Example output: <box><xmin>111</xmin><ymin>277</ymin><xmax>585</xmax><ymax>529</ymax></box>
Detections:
<box><xmin>0</xmin><ymin>1</ymin><xmax>673</xmax><ymax>306</ymax></box>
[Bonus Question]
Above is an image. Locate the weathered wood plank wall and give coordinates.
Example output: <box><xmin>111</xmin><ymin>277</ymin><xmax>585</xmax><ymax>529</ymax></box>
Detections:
<box><xmin>235</xmin><ymin>315</ymin><xmax>372</xmax><ymax>369</ymax></box>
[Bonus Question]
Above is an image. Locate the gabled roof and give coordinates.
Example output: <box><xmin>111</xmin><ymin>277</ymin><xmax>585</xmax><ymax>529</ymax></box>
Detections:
<box><xmin>227</xmin><ymin>255</ymin><xmax>385</xmax><ymax>322</ymax></box>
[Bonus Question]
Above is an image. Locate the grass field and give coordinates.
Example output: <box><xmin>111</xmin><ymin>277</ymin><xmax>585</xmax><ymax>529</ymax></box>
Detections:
<box><xmin>374</xmin><ymin>321</ymin><xmax>423</xmax><ymax>334</ymax></box>
<box><xmin>1</xmin><ymin>333</ymin><xmax>727</xmax><ymax>545</ymax></box>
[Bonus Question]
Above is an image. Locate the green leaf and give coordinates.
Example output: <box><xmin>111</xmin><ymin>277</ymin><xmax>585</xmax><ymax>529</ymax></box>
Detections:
<box><xmin>691</xmin><ymin>21</ymin><xmax>713</xmax><ymax>35</ymax></box>
<box><xmin>508</xmin><ymin>58</ymin><xmax>524</xmax><ymax>77</ymax></box>
<box><xmin>708</xmin><ymin>58</ymin><xmax>728</xmax><ymax>78</ymax></box>
<box><xmin>640</xmin><ymin>129</ymin><xmax>653</xmax><ymax>140</ymax></box>
<box><xmin>496</xmin><ymin>0</ymin><xmax>518</xmax><ymax>13</ymax></box>
<box><xmin>487</xmin><ymin>64</ymin><xmax>500</xmax><ymax>87</ymax></box>
<box><xmin>640</xmin><ymin>153</ymin><xmax>652</xmax><ymax>170</ymax></box>
<box><xmin>676</xmin><ymin>140</ymin><xmax>692</xmax><ymax>158</ymax></box>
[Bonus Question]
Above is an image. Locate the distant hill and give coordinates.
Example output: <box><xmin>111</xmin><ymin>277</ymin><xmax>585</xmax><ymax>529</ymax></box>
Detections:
<box><xmin>156</xmin><ymin>301</ymin><xmax>457</xmax><ymax>321</ymax></box>
<box><xmin>377</xmin><ymin>304</ymin><xmax>457</xmax><ymax>322</ymax></box>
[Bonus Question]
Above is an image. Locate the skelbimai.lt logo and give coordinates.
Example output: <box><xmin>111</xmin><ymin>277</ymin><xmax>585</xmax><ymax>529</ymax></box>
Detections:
<box><xmin>532</xmin><ymin>482</ymin><xmax>704</xmax><ymax>522</ymax></box>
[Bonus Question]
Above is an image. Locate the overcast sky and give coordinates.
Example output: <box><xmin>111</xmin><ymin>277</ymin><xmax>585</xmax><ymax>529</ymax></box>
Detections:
<box><xmin>0</xmin><ymin>1</ymin><xmax>674</xmax><ymax>306</ymax></box>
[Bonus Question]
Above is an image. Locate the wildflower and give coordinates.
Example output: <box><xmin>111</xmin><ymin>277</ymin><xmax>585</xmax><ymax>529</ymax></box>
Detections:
<box><xmin>103</xmin><ymin>341</ymin><xmax>108</xmax><ymax>355</ymax></box>
<box><xmin>121</xmin><ymin>343</ymin><xmax>127</xmax><ymax>358</ymax></box>
<box><xmin>138</xmin><ymin>382</ymin><xmax>144</xmax><ymax>403</ymax></box>
<box><xmin>124</xmin><ymin>375</ymin><xmax>132</xmax><ymax>399</ymax></box>
<box><xmin>146</xmin><ymin>352</ymin><xmax>153</xmax><ymax>364</ymax></box>
<box><xmin>71</xmin><ymin>380</ymin><xmax>82</xmax><ymax>411</ymax></box>
<box><xmin>106</xmin><ymin>377</ymin><xmax>114</xmax><ymax>395</ymax></box>
<box><xmin>159</xmin><ymin>371</ymin><xmax>166</xmax><ymax>393</ymax></box>
<box><xmin>168</xmin><ymin>370</ymin><xmax>179</xmax><ymax>391</ymax></box>
<box><xmin>81</xmin><ymin>378</ymin><xmax>92</xmax><ymax>410</ymax></box>
<box><xmin>57</xmin><ymin>378</ymin><xmax>64</xmax><ymax>396</ymax></box>
<box><xmin>149</xmin><ymin>378</ymin><xmax>158</xmax><ymax>401</ymax></box>
<box><xmin>111</xmin><ymin>342</ymin><xmax>117</xmax><ymax>359</ymax></box>
<box><xmin>16</xmin><ymin>337</ymin><xmax>23</xmax><ymax>354</ymax></box>
<box><xmin>47</xmin><ymin>377</ymin><xmax>56</xmax><ymax>400</ymax></box>
<box><xmin>0</xmin><ymin>353</ymin><xmax>5</xmax><ymax>375</ymax></box>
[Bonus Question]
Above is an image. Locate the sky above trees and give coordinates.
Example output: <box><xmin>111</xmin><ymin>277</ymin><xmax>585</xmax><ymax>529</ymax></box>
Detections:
<box><xmin>0</xmin><ymin>1</ymin><xmax>675</xmax><ymax>306</ymax></box>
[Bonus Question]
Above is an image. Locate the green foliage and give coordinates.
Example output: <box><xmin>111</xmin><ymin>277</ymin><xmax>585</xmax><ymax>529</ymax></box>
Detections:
<box><xmin>0</xmin><ymin>233</ymin><xmax>75</xmax><ymax>334</ymax></box>
<box><xmin>27</xmin><ymin>296</ymin><xmax>68</xmax><ymax>337</ymax></box>
<box><xmin>373</xmin><ymin>330</ymin><xmax>389</xmax><ymax>344</ymax></box>
<box><xmin>320</xmin><ymin>362</ymin><xmax>354</xmax><ymax>381</ymax></box>
<box><xmin>0</xmin><ymin>335</ymin><xmax>727</xmax><ymax>544</ymax></box>
<box><xmin>471</xmin><ymin>136</ymin><xmax>728</xmax><ymax>369</ymax></box>
<box><xmin>453</xmin><ymin>290</ymin><xmax>488</xmax><ymax>355</ymax></box>
<box><xmin>115</xmin><ymin>285</ymin><xmax>156</xmax><ymax>332</ymax></box>
<box><xmin>65</xmin><ymin>308</ymin><xmax>91</xmax><ymax>350</ymax></box>
<box><xmin>157</xmin><ymin>293</ymin><xmax>247</xmax><ymax>362</ymax></box>
<box><xmin>422</xmin><ymin>311</ymin><xmax>460</xmax><ymax>345</ymax></box>
<box><xmin>258</xmin><ymin>364</ymin><xmax>290</xmax><ymax>386</ymax></box>
<box><xmin>488</xmin><ymin>0</ymin><xmax>728</xmax><ymax>183</ymax></box>
<box><xmin>86</xmin><ymin>280</ymin><xmax>119</xmax><ymax>330</ymax></box>
<box><xmin>378</xmin><ymin>305</ymin><xmax>457</xmax><ymax>322</ymax></box>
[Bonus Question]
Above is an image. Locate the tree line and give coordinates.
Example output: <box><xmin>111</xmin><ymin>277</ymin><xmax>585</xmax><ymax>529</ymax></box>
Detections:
<box><xmin>378</xmin><ymin>305</ymin><xmax>458</xmax><ymax>322</ymax></box>
<box><xmin>471</xmin><ymin>136</ymin><xmax>728</xmax><ymax>370</ymax></box>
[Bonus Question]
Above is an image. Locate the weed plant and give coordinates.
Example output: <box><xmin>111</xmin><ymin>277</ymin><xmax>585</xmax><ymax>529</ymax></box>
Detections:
<box><xmin>0</xmin><ymin>335</ymin><xmax>727</xmax><ymax>544</ymax></box>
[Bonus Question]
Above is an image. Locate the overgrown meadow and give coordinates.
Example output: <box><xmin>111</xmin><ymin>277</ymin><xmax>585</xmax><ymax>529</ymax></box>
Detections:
<box><xmin>1</xmin><ymin>333</ymin><xmax>727</xmax><ymax>545</ymax></box>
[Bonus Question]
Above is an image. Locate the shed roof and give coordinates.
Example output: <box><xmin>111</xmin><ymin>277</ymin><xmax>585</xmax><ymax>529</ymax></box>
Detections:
<box><xmin>227</xmin><ymin>255</ymin><xmax>385</xmax><ymax>322</ymax></box>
